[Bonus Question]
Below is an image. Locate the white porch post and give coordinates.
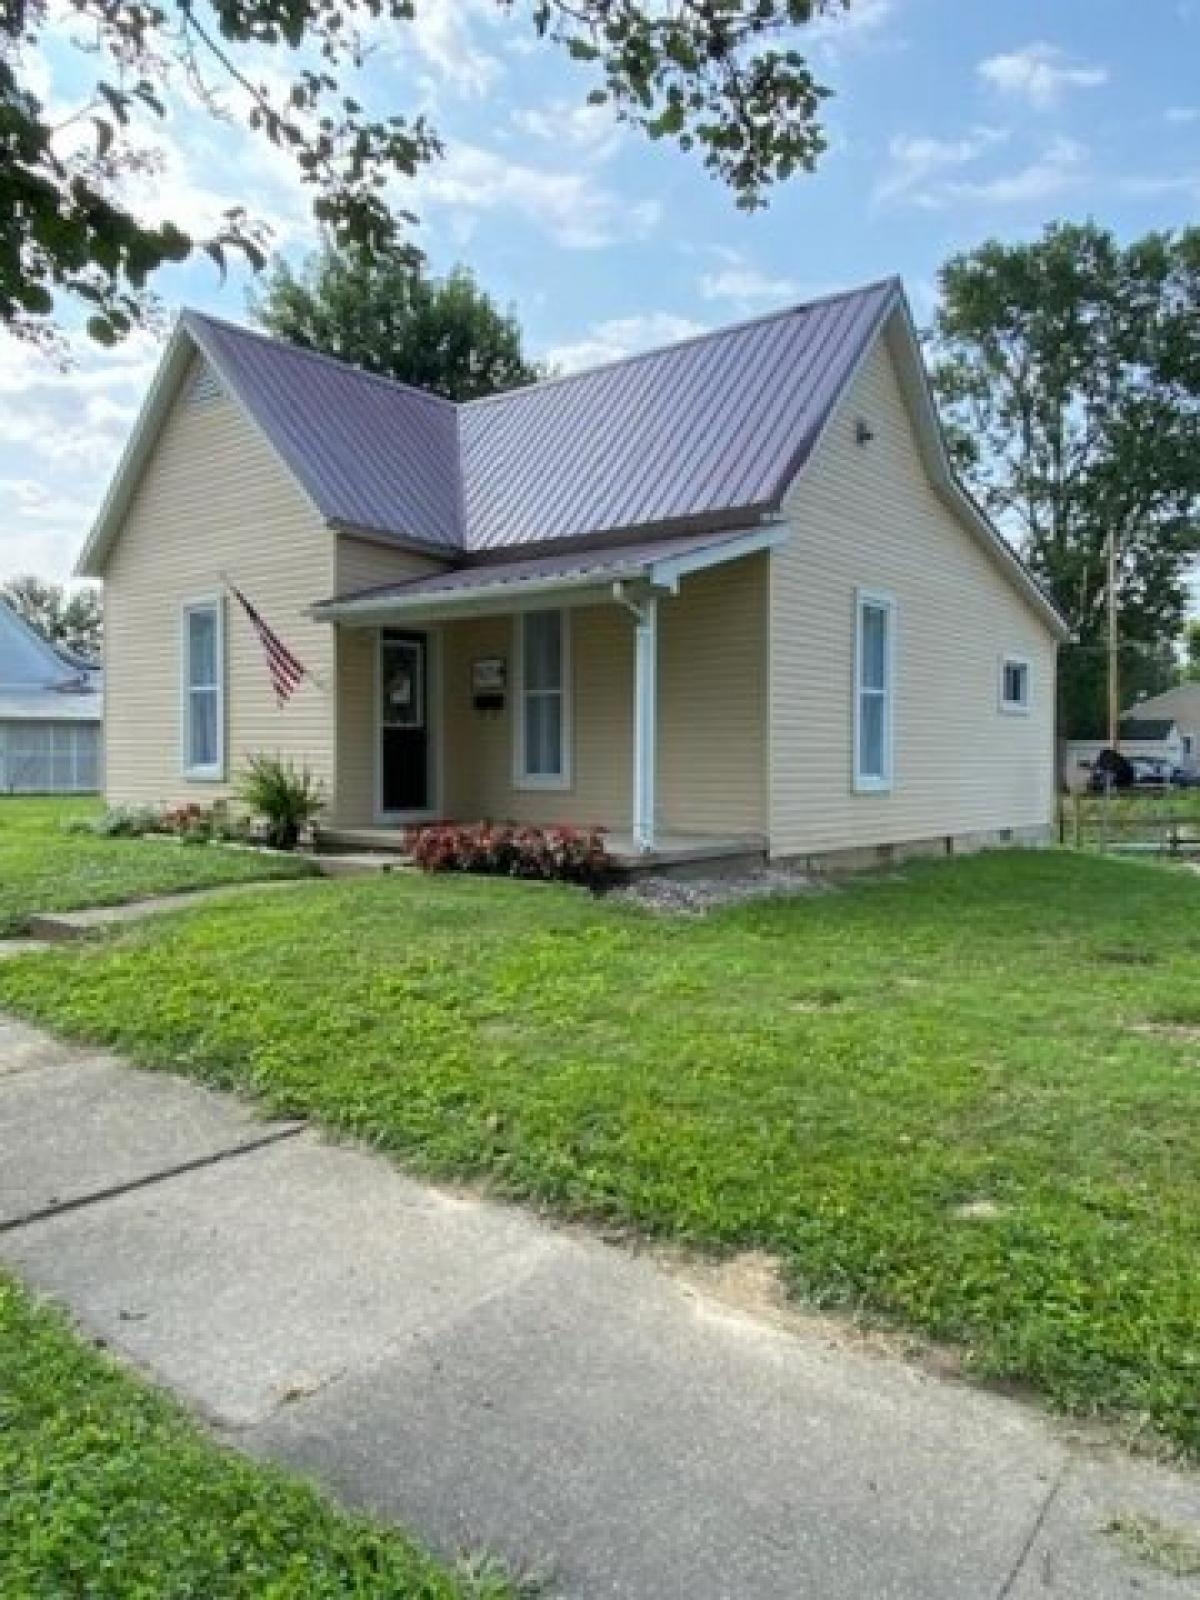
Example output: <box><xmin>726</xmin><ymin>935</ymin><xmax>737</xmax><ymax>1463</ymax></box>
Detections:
<box><xmin>632</xmin><ymin>594</ymin><xmax>658</xmax><ymax>852</ymax></box>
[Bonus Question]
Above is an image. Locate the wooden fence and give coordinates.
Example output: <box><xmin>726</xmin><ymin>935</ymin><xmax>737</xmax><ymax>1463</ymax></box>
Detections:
<box><xmin>1060</xmin><ymin>792</ymin><xmax>1200</xmax><ymax>856</ymax></box>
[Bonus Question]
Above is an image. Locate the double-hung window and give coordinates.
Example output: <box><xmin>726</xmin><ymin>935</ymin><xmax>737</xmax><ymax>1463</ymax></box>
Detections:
<box><xmin>515</xmin><ymin>609</ymin><xmax>570</xmax><ymax>788</ymax></box>
<box><xmin>1000</xmin><ymin>656</ymin><xmax>1031</xmax><ymax>713</ymax></box>
<box><xmin>182</xmin><ymin>599</ymin><xmax>224</xmax><ymax>779</ymax></box>
<box><xmin>854</xmin><ymin>590</ymin><xmax>895</xmax><ymax>792</ymax></box>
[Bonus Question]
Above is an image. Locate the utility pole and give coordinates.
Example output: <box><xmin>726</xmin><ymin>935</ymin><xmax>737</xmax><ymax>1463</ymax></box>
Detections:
<box><xmin>1108</xmin><ymin>526</ymin><xmax>1120</xmax><ymax>750</ymax></box>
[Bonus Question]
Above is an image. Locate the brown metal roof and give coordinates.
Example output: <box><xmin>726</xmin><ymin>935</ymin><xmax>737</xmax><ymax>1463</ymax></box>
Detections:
<box><xmin>183</xmin><ymin>279</ymin><xmax>899</xmax><ymax>555</ymax></box>
<box><xmin>459</xmin><ymin>281</ymin><xmax>897</xmax><ymax>551</ymax></box>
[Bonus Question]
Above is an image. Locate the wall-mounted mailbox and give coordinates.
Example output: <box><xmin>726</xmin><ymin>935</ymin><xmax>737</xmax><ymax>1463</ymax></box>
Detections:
<box><xmin>472</xmin><ymin>656</ymin><xmax>506</xmax><ymax>712</ymax></box>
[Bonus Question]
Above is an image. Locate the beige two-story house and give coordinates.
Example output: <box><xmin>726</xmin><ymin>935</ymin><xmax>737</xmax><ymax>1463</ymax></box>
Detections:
<box><xmin>77</xmin><ymin>277</ymin><xmax>1068</xmax><ymax>868</ymax></box>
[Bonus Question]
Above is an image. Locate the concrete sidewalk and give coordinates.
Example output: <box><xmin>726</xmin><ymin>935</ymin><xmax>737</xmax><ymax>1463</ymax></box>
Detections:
<box><xmin>1</xmin><ymin>1012</ymin><xmax>1197</xmax><ymax>1599</ymax></box>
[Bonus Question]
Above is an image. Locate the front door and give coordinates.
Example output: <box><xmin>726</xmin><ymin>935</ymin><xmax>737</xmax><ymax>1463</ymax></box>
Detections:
<box><xmin>379</xmin><ymin>630</ymin><xmax>430</xmax><ymax>815</ymax></box>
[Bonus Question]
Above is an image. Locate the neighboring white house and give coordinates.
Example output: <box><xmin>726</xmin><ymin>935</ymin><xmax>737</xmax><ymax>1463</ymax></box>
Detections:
<box><xmin>1062</xmin><ymin>717</ymin><xmax>1184</xmax><ymax>792</ymax></box>
<box><xmin>1124</xmin><ymin>683</ymin><xmax>1200</xmax><ymax>771</ymax></box>
<box><xmin>0</xmin><ymin>598</ymin><xmax>103</xmax><ymax>794</ymax></box>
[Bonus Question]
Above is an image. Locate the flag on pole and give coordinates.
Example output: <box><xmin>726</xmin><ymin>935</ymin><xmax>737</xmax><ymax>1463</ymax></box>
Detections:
<box><xmin>225</xmin><ymin>579</ymin><xmax>311</xmax><ymax>705</ymax></box>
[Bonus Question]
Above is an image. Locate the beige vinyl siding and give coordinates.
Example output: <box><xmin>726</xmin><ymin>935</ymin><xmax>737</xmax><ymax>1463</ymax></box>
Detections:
<box><xmin>334</xmin><ymin>534</ymin><xmax>446</xmax><ymax>596</ymax></box>
<box><xmin>332</xmin><ymin>536</ymin><xmax>446</xmax><ymax>826</ymax></box>
<box><xmin>103</xmin><ymin>358</ymin><xmax>336</xmax><ymax>807</ymax></box>
<box><xmin>441</xmin><ymin>606</ymin><xmax>633</xmax><ymax>828</ymax></box>
<box><xmin>658</xmin><ymin>556</ymin><xmax>767</xmax><ymax>834</ymax></box>
<box><xmin>769</xmin><ymin>328</ymin><xmax>1057</xmax><ymax>859</ymax></box>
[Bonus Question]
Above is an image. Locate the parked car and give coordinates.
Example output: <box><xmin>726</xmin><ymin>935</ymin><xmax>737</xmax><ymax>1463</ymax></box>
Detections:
<box><xmin>1130</xmin><ymin>756</ymin><xmax>1175</xmax><ymax>788</ymax></box>
<box><xmin>1088</xmin><ymin>749</ymin><xmax>1134</xmax><ymax>792</ymax></box>
<box><xmin>1172</xmin><ymin>766</ymin><xmax>1200</xmax><ymax>789</ymax></box>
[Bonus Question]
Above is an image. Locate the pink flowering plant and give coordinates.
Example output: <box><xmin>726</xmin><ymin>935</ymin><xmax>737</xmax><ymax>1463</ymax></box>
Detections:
<box><xmin>408</xmin><ymin>822</ymin><xmax>611</xmax><ymax>888</ymax></box>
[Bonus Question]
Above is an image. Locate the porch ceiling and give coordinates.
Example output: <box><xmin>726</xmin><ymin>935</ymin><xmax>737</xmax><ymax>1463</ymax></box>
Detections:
<box><xmin>310</xmin><ymin>524</ymin><xmax>788</xmax><ymax>626</ymax></box>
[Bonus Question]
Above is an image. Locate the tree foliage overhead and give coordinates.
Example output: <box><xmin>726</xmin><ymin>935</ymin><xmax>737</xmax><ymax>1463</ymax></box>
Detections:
<box><xmin>252</xmin><ymin>249</ymin><xmax>542</xmax><ymax>400</ymax></box>
<box><xmin>928</xmin><ymin>221</ymin><xmax>1200</xmax><ymax>737</ymax></box>
<box><xmin>1</xmin><ymin>574</ymin><xmax>103</xmax><ymax>659</ymax></box>
<box><xmin>1</xmin><ymin>0</ymin><xmax>848</xmax><ymax>349</ymax></box>
<box><xmin>1181</xmin><ymin>619</ymin><xmax>1200</xmax><ymax>684</ymax></box>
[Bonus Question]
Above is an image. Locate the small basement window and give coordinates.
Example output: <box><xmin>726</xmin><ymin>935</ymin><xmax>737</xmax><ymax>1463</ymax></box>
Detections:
<box><xmin>1000</xmin><ymin>656</ymin><xmax>1031</xmax><ymax>714</ymax></box>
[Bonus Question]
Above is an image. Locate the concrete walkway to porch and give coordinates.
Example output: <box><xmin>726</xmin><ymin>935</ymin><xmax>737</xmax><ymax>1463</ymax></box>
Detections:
<box><xmin>2</xmin><ymin>1013</ymin><xmax>1197</xmax><ymax>1600</ymax></box>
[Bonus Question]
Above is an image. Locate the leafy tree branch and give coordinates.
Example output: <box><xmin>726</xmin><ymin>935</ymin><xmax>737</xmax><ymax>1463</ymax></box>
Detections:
<box><xmin>1</xmin><ymin>0</ymin><xmax>848</xmax><ymax>348</ymax></box>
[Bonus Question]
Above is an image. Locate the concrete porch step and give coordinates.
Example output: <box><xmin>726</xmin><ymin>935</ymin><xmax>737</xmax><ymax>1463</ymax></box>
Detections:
<box><xmin>313</xmin><ymin>827</ymin><xmax>414</xmax><ymax>857</ymax></box>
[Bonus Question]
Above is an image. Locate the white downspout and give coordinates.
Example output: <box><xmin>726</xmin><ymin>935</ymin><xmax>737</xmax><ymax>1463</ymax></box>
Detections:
<box><xmin>613</xmin><ymin>582</ymin><xmax>659</xmax><ymax>853</ymax></box>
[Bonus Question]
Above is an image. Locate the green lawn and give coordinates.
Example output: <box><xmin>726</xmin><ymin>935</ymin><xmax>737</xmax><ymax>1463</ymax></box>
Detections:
<box><xmin>0</xmin><ymin>849</ymin><xmax>1197</xmax><ymax>1456</ymax></box>
<box><xmin>0</xmin><ymin>797</ymin><xmax>313</xmax><ymax>935</ymax></box>
<box><xmin>0</xmin><ymin>1275</ymin><xmax>512</xmax><ymax>1599</ymax></box>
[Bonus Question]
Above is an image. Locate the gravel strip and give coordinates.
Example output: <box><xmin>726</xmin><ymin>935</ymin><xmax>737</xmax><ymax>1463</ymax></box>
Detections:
<box><xmin>611</xmin><ymin>867</ymin><xmax>831</xmax><ymax>915</ymax></box>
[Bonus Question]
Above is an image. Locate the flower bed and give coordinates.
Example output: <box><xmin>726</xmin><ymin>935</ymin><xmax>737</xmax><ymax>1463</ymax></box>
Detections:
<box><xmin>407</xmin><ymin>822</ymin><xmax>612</xmax><ymax>888</ymax></box>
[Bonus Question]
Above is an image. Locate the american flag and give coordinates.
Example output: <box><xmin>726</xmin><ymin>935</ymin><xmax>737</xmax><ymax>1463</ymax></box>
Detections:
<box><xmin>226</xmin><ymin>581</ymin><xmax>310</xmax><ymax>705</ymax></box>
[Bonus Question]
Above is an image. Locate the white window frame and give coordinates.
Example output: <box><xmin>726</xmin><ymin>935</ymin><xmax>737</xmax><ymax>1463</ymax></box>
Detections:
<box><xmin>999</xmin><ymin>654</ymin><xmax>1032</xmax><ymax>715</ymax></box>
<box><xmin>180</xmin><ymin>597</ymin><xmax>225</xmax><ymax>781</ymax></box>
<box><xmin>513</xmin><ymin>608</ymin><xmax>572</xmax><ymax>791</ymax></box>
<box><xmin>853</xmin><ymin>587</ymin><xmax>896</xmax><ymax>794</ymax></box>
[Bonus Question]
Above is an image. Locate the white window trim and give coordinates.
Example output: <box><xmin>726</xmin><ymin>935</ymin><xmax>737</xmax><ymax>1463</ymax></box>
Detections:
<box><xmin>853</xmin><ymin>587</ymin><xmax>896</xmax><ymax>794</ymax></box>
<box><xmin>513</xmin><ymin>608</ymin><xmax>572</xmax><ymax>792</ymax></box>
<box><xmin>180</xmin><ymin>596</ymin><xmax>225</xmax><ymax>781</ymax></box>
<box><xmin>999</xmin><ymin>654</ymin><xmax>1032</xmax><ymax>716</ymax></box>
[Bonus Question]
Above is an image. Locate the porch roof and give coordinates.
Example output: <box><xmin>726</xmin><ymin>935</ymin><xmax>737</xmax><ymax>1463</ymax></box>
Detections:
<box><xmin>311</xmin><ymin>524</ymin><xmax>787</xmax><ymax>624</ymax></box>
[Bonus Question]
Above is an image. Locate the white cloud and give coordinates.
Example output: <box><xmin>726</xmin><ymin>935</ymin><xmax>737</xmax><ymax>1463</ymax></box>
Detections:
<box><xmin>1165</xmin><ymin>106</ymin><xmax>1200</xmax><ymax>124</ymax></box>
<box><xmin>543</xmin><ymin>313</ymin><xmax>708</xmax><ymax>374</ymax></box>
<box><xmin>978</xmin><ymin>43</ymin><xmax>1109</xmax><ymax>109</ymax></box>
<box><xmin>366</xmin><ymin>0</ymin><xmax>503</xmax><ymax>100</ymax></box>
<box><xmin>1118</xmin><ymin>170</ymin><xmax>1200</xmax><ymax>201</ymax></box>
<box><xmin>876</xmin><ymin>130</ymin><xmax>1085</xmax><ymax>210</ymax></box>
<box><xmin>699</xmin><ymin>261</ymin><xmax>800</xmax><ymax>308</ymax></box>
<box><xmin>807</xmin><ymin>0</ymin><xmax>896</xmax><ymax>48</ymax></box>
<box><xmin>0</xmin><ymin>327</ymin><xmax>165</xmax><ymax>581</ymax></box>
<box><xmin>951</xmin><ymin>136</ymin><xmax>1086</xmax><ymax>204</ymax></box>
<box><xmin>510</xmin><ymin>100</ymin><xmax>623</xmax><ymax>162</ymax></box>
<box><xmin>874</xmin><ymin>128</ymin><xmax>1009</xmax><ymax>207</ymax></box>
<box><xmin>415</xmin><ymin>142</ymin><xmax>660</xmax><ymax>249</ymax></box>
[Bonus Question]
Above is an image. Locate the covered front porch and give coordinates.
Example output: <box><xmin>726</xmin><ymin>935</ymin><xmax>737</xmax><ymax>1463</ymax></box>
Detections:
<box><xmin>312</xmin><ymin>526</ymin><xmax>785</xmax><ymax>862</ymax></box>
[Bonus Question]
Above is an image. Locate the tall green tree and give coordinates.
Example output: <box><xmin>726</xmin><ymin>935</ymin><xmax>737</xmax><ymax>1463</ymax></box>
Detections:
<box><xmin>253</xmin><ymin>251</ymin><xmax>541</xmax><ymax>400</ymax></box>
<box><xmin>1</xmin><ymin>575</ymin><xmax>103</xmax><ymax>660</ymax></box>
<box><xmin>1</xmin><ymin>0</ymin><xmax>848</xmax><ymax>351</ymax></box>
<box><xmin>1181</xmin><ymin>619</ymin><xmax>1200</xmax><ymax>683</ymax></box>
<box><xmin>929</xmin><ymin>222</ymin><xmax>1200</xmax><ymax>737</ymax></box>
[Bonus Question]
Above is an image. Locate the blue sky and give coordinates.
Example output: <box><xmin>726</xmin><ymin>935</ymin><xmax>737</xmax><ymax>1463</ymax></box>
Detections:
<box><xmin>2</xmin><ymin>0</ymin><xmax>1198</xmax><ymax>583</ymax></box>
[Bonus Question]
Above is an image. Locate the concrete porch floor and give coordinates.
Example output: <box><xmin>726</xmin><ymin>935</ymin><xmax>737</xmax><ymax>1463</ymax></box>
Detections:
<box><xmin>314</xmin><ymin>826</ymin><xmax>767</xmax><ymax>878</ymax></box>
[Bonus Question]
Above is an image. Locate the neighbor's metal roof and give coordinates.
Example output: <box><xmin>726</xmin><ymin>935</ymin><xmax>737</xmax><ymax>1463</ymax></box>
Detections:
<box><xmin>1119</xmin><ymin>717</ymin><xmax>1177</xmax><ymax>742</ymax></box>
<box><xmin>184</xmin><ymin>280</ymin><xmax>899</xmax><ymax>555</ymax></box>
<box><xmin>0</xmin><ymin>686</ymin><xmax>103</xmax><ymax>723</ymax></box>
